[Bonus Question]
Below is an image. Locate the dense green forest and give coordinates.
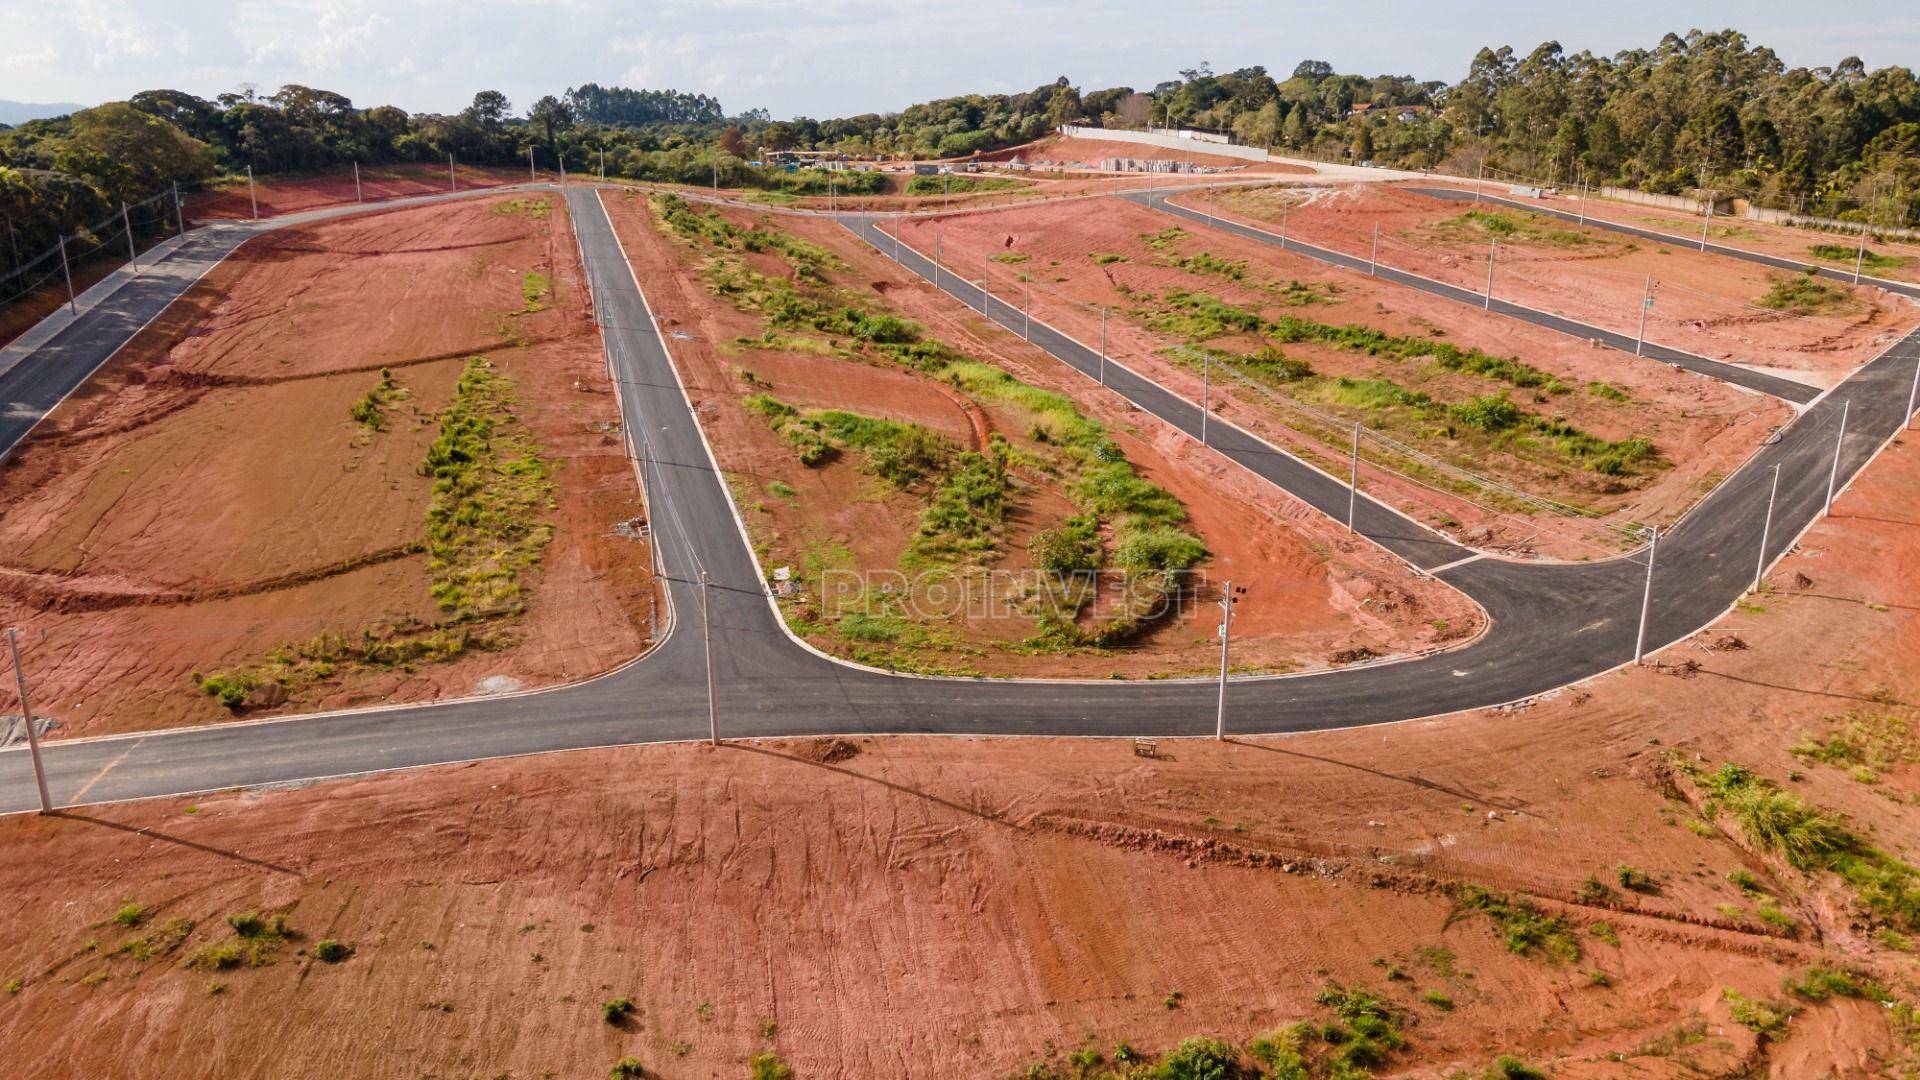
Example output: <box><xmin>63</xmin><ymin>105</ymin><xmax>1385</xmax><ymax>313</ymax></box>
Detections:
<box><xmin>3</xmin><ymin>27</ymin><xmax>1916</xmax><ymax>285</ymax></box>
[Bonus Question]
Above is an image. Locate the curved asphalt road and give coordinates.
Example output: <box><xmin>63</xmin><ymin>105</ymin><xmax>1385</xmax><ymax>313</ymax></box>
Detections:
<box><xmin>2</xmin><ymin>185</ymin><xmax>1917</xmax><ymax>814</ymax></box>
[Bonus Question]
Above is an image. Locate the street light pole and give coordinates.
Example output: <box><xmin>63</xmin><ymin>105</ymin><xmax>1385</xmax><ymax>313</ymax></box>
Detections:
<box><xmin>247</xmin><ymin>164</ymin><xmax>258</xmax><ymax>220</ymax></box>
<box><xmin>6</xmin><ymin>626</ymin><xmax>51</xmax><ymax>810</ymax></box>
<box><xmin>173</xmin><ymin>183</ymin><xmax>186</xmax><ymax>235</ymax></box>
<box><xmin>702</xmin><ymin>571</ymin><xmax>718</xmax><ymax>746</ymax></box>
<box><xmin>982</xmin><ymin>258</ymin><xmax>990</xmax><ymax>317</ymax></box>
<box><xmin>6</xmin><ymin>628</ymin><xmax>50</xmax><ymax>813</ymax></box>
<box><xmin>1906</xmin><ymin>354</ymin><xmax>1920</xmax><ymax>430</ymax></box>
<box><xmin>1098</xmin><ymin>305</ymin><xmax>1113</xmax><ymax>384</ymax></box>
<box><xmin>1483</xmin><ymin>239</ymin><xmax>1498</xmax><ymax>310</ymax></box>
<box><xmin>529</xmin><ymin>146</ymin><xmax>536</xmax><ymax>183</ymax></box>
<box><xmin>1369</xmin><ymin>223</ymin><xmax>1379</xmax><ymax>275</ymax></box>
<box><xmin>448</xmin><ymin>152</ymin><xmax>457</xmax><ymax>192</ymax></box>
<box><xmin>1215</xmin><ymin>582</ymin><xmax>1233</xmax><ymax>740</ymax></box>
<box><xmin>1022</xmin><ymin>281</ymin><xmax>1030</xmax><ymax>340</ymax></box>
<box><xmin>933</xmin><ymin>234</ymin><xmax>941</xmax><ymax>290</ymax></box>
<box><xmin>1634</xmin><ymin>526</ymin><xmax>1659</xmax><ymax>664</ymax></box>
<box><xmin>1347</xmin><ymin>423</ymin><xmax>1361</xmax><ymax>531</ymax></box>
<box><xmin>1635</xmin><ymin>275</ymin><xmax>1653</xmax><ymax>357</ymax></box>
<box><xmin>57</xmin><ymin>234</ymin><xmax>75</xmax><ymax>315</ymax></box>
<box><xmin>1826</xmin><ymin>400</ymin><xmax>1851</xmax><ymax>516</ymax></box>
<box><xmin>1201</xmin><ymin>353</ymin><xmax>1211</xmax><ymax>445</ymax></box>
<box><xmin>1754</xmin><ymin>464</ymin><xmax>1780</xmax><ymax>593</ymax></box>
<box><xmin>122</xmin><ymin>202</ymin><xmax>137</xmax><ymax>273</ymax></box>
<box><xmin>353</xmin><ymin>161</ymin><xmax>363</xmax><ymax>202</ymax></box>
<box><xmin>1474</xmin><ymin>157</ymin><xmax>1485</xmax><ymax>203</ymax></box>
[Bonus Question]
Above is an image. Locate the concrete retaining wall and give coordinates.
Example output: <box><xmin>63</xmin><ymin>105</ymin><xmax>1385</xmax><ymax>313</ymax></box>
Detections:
<box><xmin>1057</xmin><ymin>125</ymin><xmax>1271</xmax><ymax>163</ymax></box>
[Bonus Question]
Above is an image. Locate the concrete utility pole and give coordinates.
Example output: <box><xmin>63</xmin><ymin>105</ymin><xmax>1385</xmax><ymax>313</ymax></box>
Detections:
<box><xmin>559</xmin><ymin>155</ymin><xmax>566</xmax><ymax>185</ymax></box>
<box><xmin>932</xmin><ymin>234</ymin><xmax>942</xmax><ymax>289</ymax></box>
<box><xmin>981</xmin><ymin>257</ymin><xmax>990</xmax><ymax>316</ymax></box>
<box><xmin>599</xmin><ymin>148</ymin><xmax>606</xmax><ymax>181</ymax></box>
<box><xmin>1474</xmin><ymin>157</ymin><xmax>1485</xmax><ymax>203</ymax></box>
<box><xmin>1214</xmin><ymin>582</ymin><xmax>1234</xmax><ymax>740</ymax></box>
<box><xmin>353</xmin><ymin>161</ymin><xmax>363</xmax><ymax>202</ymax></box>
<box><xmin>1578</xmin><ymin>175</ymin><xmax>1588</xmax><ymax>225</ymax></box>
<box><xmin>1907</xmin><ymin>354</ymin><xmax>1920</xmax><ymax>430</ymax></box>
<box><xmin>247</xmin><ymin>164</ymin><xmax>258</xmax><ymax>220</ymax></box>
<box><xmin>1853</xmin><ymin>186</ymin><xmax>1874</xmax><ymax>284</ymax></box>
<box><xmin>827</xmin><ymin>173</ymin><xmax>834</xmax><ymax>213</ymax></box>
<box><xmin>122</xmin><ymin>202</ymin><xmax>137</xmax><ymax>272</ymax></box>
<box><xmin>1634</xmin><ymin>526</ymin><xmax>1659</xmax><ymax>664</ymax></box>
<box><xmin>1200</xmin><ymin>353</ymin><xmax>1211</xmax><ymax>445</ymax></box>
<box><xmin>1280</xmin><ymin>203</ymin><xmax>1289</xmax><ymax>243</ymax></box>
<box><xmin>701</xmin><ymin>570</ymin><xmax>718</xmax><ymax>746</ymax></box>
<box><xmin>173</xmin><ymin>183</ymin><xmax>186</xmax><ymax>235</ymax></box>
<box><xmin>1754</xmin><ymin>464</ymin><xmax>1780</xmax><ymax>593</ymax></box>
<box><xmin>892</xmin><ymin>217</ymin><xmax>901</xmax><ymax>261</ymax></box>
<box><xmin>1700</xmin><ymin>193</ymin><xmax>1713</xmax><ymax>251</ymax></box>
<box><xmin>1022</xmin><ymin>281</ymin><xmax>1030</xmax><ymax>340</ymax></box>
<box><xmin>57</xmin><ymin>234</ymin><xmax>75</xmax><ymax>315</ymax></box>
<box><xmin>1347</xmin><ymin>423</ymin><xmax>1361</xmax><ymax>531</ymax></box>
<box><xmin>449</xmin><ymin>153</ymin><xmax>457</xmax><ymax>192</ymax></box>
<box><xmin>1369</xmin><ymin>223</ymin><xmax>1379</xmax><ymax>275</ymax></box>
<box><xmin>712</xmin><ymin>161</ymin><xmax>718</xmax><ymax>194</ymax></box>
<box><xmin>529</xmin><ymin>147</ymin><xmax>536</xmax><ymax>183</ymax></box>
<box><xmin>1098</xmin><ymin>305</ymin><xmax>1113</xmax><ymax>384</ymax></box>
<box><xmin>1826</xmin><ymin>400</ymin><xmax>1851</xmax><ymax>516</ymax></box>
<box><xmin>1483</xmin><ymin>239</ymin><xmax>1498</xmax><ymax>310</ymax></box>
<box><xmin>7</xmin><ymin>628</ymin><xmax>50</xmax><ymax>813</ymax></box>
<box><xmin>1635</xmin><ymin>275</ymin><xmax>1654</xmax><ymax>356</ymax></box>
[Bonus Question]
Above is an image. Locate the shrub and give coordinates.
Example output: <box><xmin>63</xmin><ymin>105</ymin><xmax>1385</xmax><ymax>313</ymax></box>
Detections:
<box><xmin>1785</xmin><ymin>966</ymin><xmax>1886</xmax><ymax>1002</ymax></box>
<box><xmin>1150</xmin><ymin>1036</ymin><xmax>1241</xmax><ymax>1079</ymax></box>
<box><xmin>113</xmin><ymin>902</ymin><xmax>148</xmax><ymax>928</ymax></box>
<box><xmin>749</xmin><ymin>1054</ymin><xmax>793</xmax><ymax>1080</ymax></box>
<box><xmin>1453</xmin><ymin>885</ymin><xmax>1581</xmax><ymax>963</ymax></box>
<box><xmin>1616</xmin><ymin>864</ymin><xmax>1660</xmax><ymax>894</ymax></box>
<box><xmin>1724</xmin><ymin>988</ymin><xmax>1795</xmax><ymax>1039</ymax></box>
<box><xmin>609</xmin><ymin>1058</ymin><xmax>645</xmax><ymax>1079</ymax></box>
<box><xmin>312</xmin><ymin>939</ymin><xmax>352</xmax><ymax>963</ymax></box>
<box><xmin>197</xmin><ymin>671</ymin><xmax>257</xmax><ymax>709</ymax></box>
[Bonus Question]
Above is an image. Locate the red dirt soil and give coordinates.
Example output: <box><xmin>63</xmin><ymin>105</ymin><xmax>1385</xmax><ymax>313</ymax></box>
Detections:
<box><xmin>977</xmin><ymin>134</ymin><xmax>1312</xmax><ymax>175</ymax></box>
<box><xmin>6</xmin><ymin>430</ymin><xmax>1920</xmax><ymax>1076</ymax></box>
<box><xmin>897</xmin><ymin>196</ymin><xmax>1785</xmax><ymax>558</ymax></box>
<box><xmin>1433</xmin><ymin>178</ymin><xmax>1920</xmax><ymax>288</ymax></box>
<box><xmin>599</xmin><ymin>189</ymin><xmax>1481</xmax><ymax>676</ymax></box>
<box><xmin>0</xmin><ymin>194</ymin><xmax>654</xmax><ymax>737</ymax></box>
<box><xmin>1215</xmin><ymin>182</ymin><xmax>1920</xmax><ymax>384</ymax></box>
<box><xmin>185</xmin><ymin>163</ymin><xmax>529</xmax><ymax>223</ymax></box>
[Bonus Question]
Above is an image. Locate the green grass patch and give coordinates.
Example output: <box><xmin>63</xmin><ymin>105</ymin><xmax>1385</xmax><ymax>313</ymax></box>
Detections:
<box><xmin>1452</xmin><ymin>885</ymin><xmax>1582</xmax><ymax>963</ymax></box>
<box><xmin>520</xmin><ymin>271</ymin><xmax>550</xmax><ymax>312</ymax></box>
<box><xmin>1809</xmin><ymin>243</ymin><xmax>1906</xmax><ymax>272</ymax></box>
<box><xmin>1758</xmin><ymin>273</ymin><xmax>1853</xmax><ymax>314</ymax></box>
<box><xmin>188</xmin><ymin>912</ymin><xmax>292</xmax><ymax>971</ymax></box>
<box><xmin>1693</xmin><ymin>760</ymin><xmax>1920</xmax><ymax>931</ymax></box>
<box><xmin>348</xmin><ymin>367</ymin><xmax>407</xmax><ymax>431</ymax></box>
<box><xmin>1091</xmin><ymin>252</ymin><xmax>1126</xmax><ymax>265</ymax></box>
<box><xmin>904</xmin><ymin>173</ymin><xmax>1022</xmax><ymax>196</ymax></box>
<box><xmin>1792</xmin><ymin>710</ymin><xmax>1916</xmax><ymax>783</ymax></box>
<box><xmin>1434</xmin><ymin>208</ymin><xmax>1600</xmax><ymax>249</ymax></box>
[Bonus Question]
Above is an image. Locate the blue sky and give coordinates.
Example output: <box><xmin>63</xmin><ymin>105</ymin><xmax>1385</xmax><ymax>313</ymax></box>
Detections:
<box><xmin>1</xmin><ymin>0</ymin><xmax>1915</xmax><ymax>120</ymax></box>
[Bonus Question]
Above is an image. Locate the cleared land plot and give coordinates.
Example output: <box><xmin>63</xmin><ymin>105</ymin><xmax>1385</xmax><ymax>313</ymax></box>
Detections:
<box><xmin>899</xmin><ymin>198</ymin><xmax>1785</xmax><ymax>558</ymax></box>
<box><xmin>185</xmin><ymin>162</ymin><xmax>527</xmax><ymax>222</ymax></box>
<box><xmin>1206</xmin><ymin>183</ymin><xmax>1918</xmax><ymax>383</ymax></box>
<box><xmin>1433</xmin><ymin>179</ymin><xmax>1920</xmax><ymax>288</ymax></box>
<box><xmin>602</xmin><ymin>189</ymin><xmax>1479</xmax><ymax>677</ymax></box>
<box><xmin>977</xmin><ymin>134</ymin><xmax>1314</xmax><ymax>175</ymax></box>
<box><xmin>0</xmin><ymin>195</ymin><xmax>653</xmax><ymax>737</ymax></box>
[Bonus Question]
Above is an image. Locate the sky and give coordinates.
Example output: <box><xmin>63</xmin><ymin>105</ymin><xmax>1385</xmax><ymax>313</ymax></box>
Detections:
<box><xmin>0</xmin><ymin>0</ymin><xmax>1916</xmax><ymax>120</ymax></box>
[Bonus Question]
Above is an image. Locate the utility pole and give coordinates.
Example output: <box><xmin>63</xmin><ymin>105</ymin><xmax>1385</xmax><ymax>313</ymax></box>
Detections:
<box><xmin>1907</xmin><ymin>354</ymin><xmax>1920</xmax><ymax>430</ymax></box>
<box><xmin>6</xmin><ymin>628</ymin><xmax>50</xmax><ymax>813</ymax></box>
<box><xmin>247</xmin><ymin>164</ymin><xmax>258</xmax><ymax>220</ymax></box>
<box><xmin>529</xmin><ymin>146</ymin><xmax>536</xmax><ymax>183</ymax></box>
<box><xmin>712</xmin><ymin>161</ymin><xmax>718</xmax><ymax>194</ymax></box>
<box><xmin>1700</xmin><ymin>191</ymin><xmax>1713</xmax><ymax>251</ymax></box>
<box><xmin>1578</xmin><ymin>174</ymin><xmax>1588</xmax><ymax>225</ymax></box>
<box><xmin>1633</xmin><ymin>526</ymin><xmax>1659</xmax><ymax>664</ymax></box>
<box><xmin>353</xmin><ymin>161</ymin><xmax>363</xmax><ymax>202</ymax></box>
<box><xmin>1022</xmin><ymin>281</ymin><xmax>1030</xmax><ymax>340</ymax></box>
<box><xmin>1853</xmin><ymin>186</ymin><xmax>1873</xmax><ymax>284</ymax></box>
<box><xmin>599</xmin><ymin>148</ymin><xmax>606</xmax><ymax>181</ymax></box>
<box><xmin>1635</xmin><ymin>275</ymin><xmax>1654</xmax><ymax>356</ymax></box>
<box><xmin>1754</xmin><ymin>464</ymin><xmax>1780</xmax><ymax>593</ymax></box>
<box><xmin>1369</xmin><ymin>223</ymin><xmax>1379</xmax><ymax>275</ymax></box>
<box><xmin>892</xmin><ymin>217</ymin><xmax>900</xmax><ymax>261</ymax></box>
<box><xmin>933</xmin><ymin>234</ymin><xmax>942</xmax><ymax>290</ymax></box>
<box><xmin>173</xmin><ymin>183</ymin><xmax>185</xmax><ymax>235</ymax></box>
<box><xmin>982</xmin><ymin>257</ymin><xmax>990</xmax><ymax>317</ymax></box>
<box><xmin>1214</xmin><ymin>582</ymin><xmax>1235</xmax><ymax>740</ymax></box>
<box><xmin>122</xmin><ymin>202</ymin><xmax>137</xmax><ymax>273</ymax></box>
<box><xmin>1826</xmin><ymin>400</ymin><xmax>1851</xmax><ymax>516</ymax></box>
<box><xmin>1201</xmin><ymin>353</ymin><xmax>1211</xmax><ymax>445</ymax></box>
<box><xmin>57</xmin><ymin>234</ymin><xmax>75</xmax><ymax>315</ymax></box>
<box><xmin>827</xmin><ymin>173</ymin><xmax>834</xmax><ymax>213</ymax></box>
<box><xmin>559</xmin><ymin>155</ymin><xmax>566</xmax><ymax>185</ymax></box>
<box><xmin>1098</xmin><ymin>305</ymin><xmax>1113</xmax><ymax>384</ymax></box>
<box><xmin>449</xmin><ymin>152</ymin><xmax>457</xmax><ymax>192</ymax></box>
<box><xmin>1347</xmin><ymin>423</ymin><xmax>1361</xmax><ymax>531</ymax></box>
<box><xmin>1280</xmin><ymin>203</ymin><xmax>1289</xmax><ymax>243</ymax></box>
<box><xmin>1483</xmin><ymin>239</ymin><xmax>1498</xmax><ymax>310</ymax></box>
<box><xmin>1474</xmin><ymin>157</ymin><xmax>1485</xmax><ymax>203</ymax></box>
<box><xmin>701</xmin><ymin>570</ymin><xmax>718</xmax><ymax>746</ymax></box>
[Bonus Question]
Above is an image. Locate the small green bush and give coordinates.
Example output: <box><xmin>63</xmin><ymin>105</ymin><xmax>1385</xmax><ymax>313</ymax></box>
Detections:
<box><xmin>312</xmin><ymin>939</ymin><xmax>352</xmax><ymax>963</ymax></box>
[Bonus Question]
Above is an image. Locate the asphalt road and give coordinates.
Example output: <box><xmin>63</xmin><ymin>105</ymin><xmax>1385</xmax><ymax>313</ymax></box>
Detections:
<box><xmin>1130</xmin><ymin>190</ymin><xmax>1822</xmax><ymax>404</ymax></box>
<box><xmin>1406</xmin><ymin>186</ymin><xmax>1920</xmax><ymax>303</ymax></box>
<box><xmin>3</xmin><ymin>185</ymin><xmax>1917</xmax><ymax>814</ymax></box>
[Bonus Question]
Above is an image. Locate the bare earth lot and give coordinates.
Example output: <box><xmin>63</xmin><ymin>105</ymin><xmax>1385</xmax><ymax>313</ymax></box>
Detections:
<box><xmin>5</xmin><ymin>427</ymin><xmax>1920</xmax><ymax>1077</ymax></box>
<box><xmin>0</xmin><ymin>194</ymin><xmax>653</xmax><ymax>737</ymax></box>
<box><xmin>1200</xmin><ymin>183</ymin><xmax>1919</xmax><ymax>386</ymax></box>
<box><xmin>185</xmin><ymin>163</ymin><xmax>529</xmax><ymax>222</ymax></box>
<box><xmin>899</xmin><ymin>196</ymin><xmax>1785</xmax><ymax>558</ymax></box>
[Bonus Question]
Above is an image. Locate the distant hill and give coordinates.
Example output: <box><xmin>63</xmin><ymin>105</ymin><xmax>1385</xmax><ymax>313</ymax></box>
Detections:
<box><xmin>0</xmin><ymin>99</ymin><xmax>87</xmax><ymax>125</ymax></box>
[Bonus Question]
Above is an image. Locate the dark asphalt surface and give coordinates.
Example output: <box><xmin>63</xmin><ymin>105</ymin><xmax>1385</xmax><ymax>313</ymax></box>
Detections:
<box><xmin>1132</xmin><ymin>190</ymin><xmax>1822</xmax><ymax>403</ymax></box>
<box><xmin>1406</xmin><ymin>185</ymin><xmax>1920</xmax><ymax>304</ymax></box>
<box><xmin>3</xmin><ymin>185</ymin><xmax>1917</xmax><ymax>814</ymax></box>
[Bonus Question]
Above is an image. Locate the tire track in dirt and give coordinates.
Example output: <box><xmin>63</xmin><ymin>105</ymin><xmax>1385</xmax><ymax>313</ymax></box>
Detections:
<box><xmin>0</xmin><ymin>541</ymin><xmax>426</xmax><ymax>613</ymax></box>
